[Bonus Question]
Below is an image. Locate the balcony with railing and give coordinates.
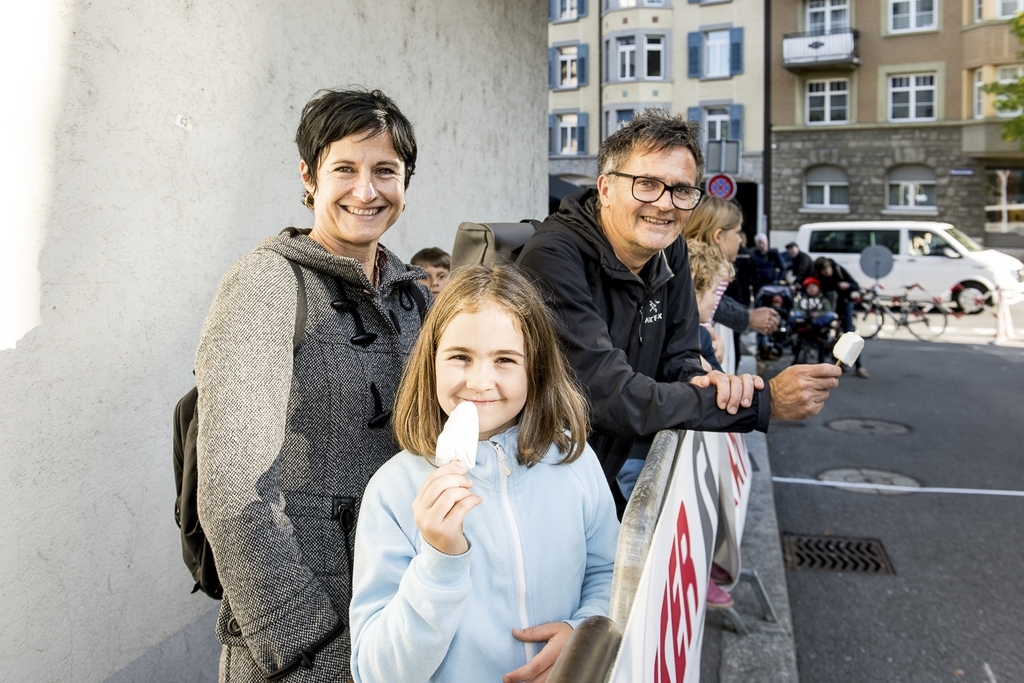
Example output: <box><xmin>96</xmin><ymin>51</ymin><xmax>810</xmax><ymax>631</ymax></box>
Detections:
<box><xmin>782</xmin><ymin>29</ymin><xmax>860</xmax><ymax>72</ymax></box>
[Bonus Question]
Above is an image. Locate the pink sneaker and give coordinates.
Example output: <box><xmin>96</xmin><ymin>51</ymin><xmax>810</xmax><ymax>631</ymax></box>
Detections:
<box><xmin>710</xmin><ymin>563</ymin><xmax>732</xmax><ymax>585</ymax></box>
<box><xmin>706</xmin><ymin>580</ymin><xmax>734</xmax><ymax>609</ymax></box>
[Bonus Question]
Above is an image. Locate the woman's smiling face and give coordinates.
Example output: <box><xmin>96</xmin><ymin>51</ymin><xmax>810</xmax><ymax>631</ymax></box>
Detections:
<box><xmin>301</xmin><ymin>131</ymin><xmax>405</xmax><ymax>259</ymax></box>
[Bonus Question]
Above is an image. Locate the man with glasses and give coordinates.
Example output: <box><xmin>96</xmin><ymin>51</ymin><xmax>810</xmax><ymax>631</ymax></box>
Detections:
<box><xmin>518</xmin><ymin>109</ymin><xmax>841</xmax><ymax>516</ymax></box>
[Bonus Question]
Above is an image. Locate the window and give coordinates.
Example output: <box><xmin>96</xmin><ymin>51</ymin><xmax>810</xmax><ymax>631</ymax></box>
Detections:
<box><xmin>558</xmin><ymin>46</ymin><xmax>578</xmax><ymax>87</ymax></box>
<box><xmin>1000</xmin><ymin>0</ymin><xmax>1024</xmax><ymax>17</ymax></box>
<box><xmin>688</xmin><ymin>28</ymin><xmax>742</xmax><ymax>79</ymax></box>
<box><xmin>559</xmin><ymin>0</ymin><xmax>578</xmax><ymax>19</ymax></box>
<box><xmin>704</xmin><ymin>30</ymin><xmax>730</xmax><ymax>77</ymax></box>
<box><xmin>549</xmin><ymin>43</ymin><xmax>588</xmax><ymax>89</ymax></box>
<box><xmin>889</xmin><ymin>74</ymin><xmax>935</xmax><ymax>121</ymax></box>
<box><xmin>550</xmin><ymin>112</ymin><xmax>588</xmax><ymax>155</ymax></box>
<box><xmin>618</xmin><ymin>37</ymin><xmax>636</xmax><ymax>79</ymax></box>
<box><xmin>996</xmin><ymin>66</ymin><xmax>1024</xmax><ymax>117</ymax></box>
<box><xmin>974</xmin><ymin>0</ymin><xmax>983</xmax><ymax>21</ymax></box>
<box><xmin>645</xmin><ymin>36</ymin><xmax>664</xmax><ymax>79</ymax></box>
<box><xmin>974</xmin><ymin>69</ymin><xmax>984</xmax><ymax>119</ymax></box>
<box><xmin>908</xmin><ymin>229</ymin><xmax>952</xmax><ymax>256</ymax></box>
<box><xmin>808</xmin><ymin>229</ymin><xmax>901</xmax><ymax>254</ymax></box>
<box><xmin>887</xmin><ymin>165</ymin><xmax>937</xmax><ymax>209</ymax></box>
<box><xmin>808</xmin><ymin>0</ymin><xmax>849</xmax><ymax>33</ymax></box>
<box><xmin>616</xmin><ymin>109</ymin><xmax>635</xmax><ymax>129</ymax></box>
<box><xmin>890</xmin><ymin>0</ymin><xmax>935</xmax><ymax>31</ymax></box>
<box><xmin>807</xmin><ymin>79</ymin><xmax>848</xmax><ymax>124</ymax></box>
<box><xmin>706</xmin><ymin>108</ymin><xmax>730</xmax><ymax>140</ymax></box>
<box><xmin>804</xmin><ymin>166</ymin><xmax>850</xmax><ymax>209</ymax></box>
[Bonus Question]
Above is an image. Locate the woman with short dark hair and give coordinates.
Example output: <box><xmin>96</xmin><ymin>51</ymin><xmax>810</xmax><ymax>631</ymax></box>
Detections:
<box><xmin>195</xmin><ymin>87</ymin><xmax>427</xmax><ymax>682</ymax></box>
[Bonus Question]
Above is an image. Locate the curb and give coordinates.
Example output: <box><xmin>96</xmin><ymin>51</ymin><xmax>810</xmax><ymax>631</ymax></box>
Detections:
<box><xmin>706</xmin><ymin>354</ymin><xmax>799</xmax><ymax>683</ymax></box>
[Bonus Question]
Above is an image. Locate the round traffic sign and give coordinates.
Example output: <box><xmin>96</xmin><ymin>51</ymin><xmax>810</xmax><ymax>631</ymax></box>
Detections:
<box><xmin>860</xmin><ymin>245</ymin><xmax>894</xmax><ymax>281</ymax></box>
<box><xmin>706</xmin><ymin>173</ymin><xmax>737</xmax><ymax>201</ymax></box>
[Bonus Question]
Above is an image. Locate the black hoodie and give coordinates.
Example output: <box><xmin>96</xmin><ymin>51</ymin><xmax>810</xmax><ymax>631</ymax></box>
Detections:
<box><xmin>518</xmin><ymin>191</ymin><xmax>770</xmax><ymax>510</ymax></box>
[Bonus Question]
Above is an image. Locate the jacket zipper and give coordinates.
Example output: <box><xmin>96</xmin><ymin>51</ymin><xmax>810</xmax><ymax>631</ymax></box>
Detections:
<box><xmin>491</xmin><ymin>440</ymin><xmax>535</xmax><ymax>662</ymax></box>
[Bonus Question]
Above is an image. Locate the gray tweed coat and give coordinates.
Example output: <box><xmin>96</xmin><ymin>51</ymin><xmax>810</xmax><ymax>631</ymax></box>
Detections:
<box><xmin>196</xmin><ymin>229</ymin><xmax>427</xmax><ymax>682</ymax></box>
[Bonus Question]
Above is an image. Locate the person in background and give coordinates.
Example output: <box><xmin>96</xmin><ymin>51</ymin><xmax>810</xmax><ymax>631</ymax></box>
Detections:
<box><xmin>750</xmin><ymin>233</ymin><xmax>785</xmax><ymax>358</ymax></box>
<box><xmin>751</xmin><ymin>233</ymin><xmax>783</xmax><ymax>293</ymax></box>
<box><xmin>814</xmin><ymin>256</ymin><xmax>869</xmax><ymax>378</ymax></box>
<box><xmin>195</xmin><ymin>87</ymin><xmax>425</xmax><ymax>682</ymax></box>
<box><xmin>683</xmin><ymin>196</ymin><xmax>780</xmax><ymax>370</ymax></box>
<box><xmin>350</xmin><ymin>264</ymin><xmax>619</xmax><ymax>683</ymax></box>
<box><xmin>411</xmin><ymin>247</ymin><xmax>451</xmax><ymax>296</ymax></box>
<box><xmin>785</xmin><ymin>242</ymin><xmax>814</xmax><ymax>286</ymax></box>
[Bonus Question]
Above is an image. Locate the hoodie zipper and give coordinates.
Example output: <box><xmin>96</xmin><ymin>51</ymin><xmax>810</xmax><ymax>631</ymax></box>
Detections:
<box><xmin>491</xmin><ymin>440</ymin><xmax>535</xmax><ymax>662</ymax></box>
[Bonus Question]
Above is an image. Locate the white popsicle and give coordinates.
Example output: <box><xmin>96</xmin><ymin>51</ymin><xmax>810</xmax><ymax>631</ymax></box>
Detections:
<box><xmin>434</xmin><ymin>401</ymin><xmax>480</xmax><ymax>470</ymax></box>
<box><xmin>832</xmin><ymin>332</ymin><xmax>865</xmax><ymax>367</ymax></box>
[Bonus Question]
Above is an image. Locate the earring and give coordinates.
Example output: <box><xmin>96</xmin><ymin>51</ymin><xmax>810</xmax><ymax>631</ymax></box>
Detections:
<box><xmin>302</xmin><ymin>190</ymin><xmax>315</xmax><ymax>211</ymax></box>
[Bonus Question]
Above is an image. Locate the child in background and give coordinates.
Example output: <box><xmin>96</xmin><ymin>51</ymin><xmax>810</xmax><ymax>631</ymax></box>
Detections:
<box><xmin>350</xmin><ymin>264</ymin><xmax>620</xmax><ymax>683</ymax></box>
<box><xmin>793</xmin><ymin>276</ymin><xmax>836</xmax><ymax>330</ymax></box>
<box><xmin>410</xmin><ymin>247</ymin><xmax>451</xmax><ymax>296</ymax></box>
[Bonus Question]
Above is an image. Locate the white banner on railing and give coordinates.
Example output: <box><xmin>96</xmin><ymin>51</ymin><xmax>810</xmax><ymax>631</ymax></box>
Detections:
<box><xmin>607</xmin><ymin>431</ymin><xmax>720</xmax><ymax>683</ymax></box>
<box><xmin>712</xmin><ymin>432</ymin><xmax>752</xmax><ymax>590</ymax></box>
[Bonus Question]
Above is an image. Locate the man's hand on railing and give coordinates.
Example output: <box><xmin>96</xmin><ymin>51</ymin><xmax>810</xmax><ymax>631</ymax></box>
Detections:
<box><xmin>690</xmin><ymin>370</ymin><xmax>765</xmax><ymax>414</ymax></box>
<box><xmin>503</xmin><ymin>622</ymin><xmax>573</xmax><ymax>683</ymax></box>
<box><xmin>767</xmin><ymin>364</ymin><xmax>842</xmax><ymax>421</ymax></box>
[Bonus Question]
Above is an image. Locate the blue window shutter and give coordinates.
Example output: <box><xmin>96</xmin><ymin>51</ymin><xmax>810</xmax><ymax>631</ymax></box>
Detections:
<box><xmin>578</xmin><ymin>44</ymin><xmax>589</xmax><ymax>86</ymax></box>
<box><xmin>579</xmin><ymin>0</ymin><xmax>588</xmax><ymax>17</ymax></box>
<box><xmin>549</xmin><ymin>0</ymin><xmax>557</xmax><ymax>21</ymax></box>
<box><xmin>578</xmin><ymin>112</ymin><xmax>589</xmax><ymax>155</ymax></box>
<box><xmin>549</xmin><ymin>114</ymin><xmax>556</xmax><ymax>155</ymax></box>
<box><xmin>729</xmin><ymin>104</ymin><xmax>743</xmax><ymax>143</ymax></box>
<box><xmin>730</xmin><ymin>27</ymin><xmax>744</xmax><ymax>75</ymax></box>
<box><xmin>549</xmin><ymin>47</ymin><xmax>557</xmax><ymax>88</ymax></box>
<box><xmin>688</xmin><ymin>32</ymin><xmax>701</xmax><ymax>78</ymax></box>
<box><xmin>689</xmin><ymin>0</ymin><xmax>700</xmax><ymax>3</ymax></box>
<box><xmin>687</xmin><ymin>106</ymin><xmax>702</xmax><ymax>124</ymax></box>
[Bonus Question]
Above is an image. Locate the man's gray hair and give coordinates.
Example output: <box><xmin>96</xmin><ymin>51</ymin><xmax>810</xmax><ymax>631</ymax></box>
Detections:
<box><xmin>597</xmin><ymin>108</ymin><xmax>705</xmax><ymax>182</ymax></box>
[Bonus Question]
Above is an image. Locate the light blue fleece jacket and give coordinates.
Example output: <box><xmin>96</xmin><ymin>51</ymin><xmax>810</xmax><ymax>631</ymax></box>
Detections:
<box><xmin>350</xmin><ymin>426</ymin><xmax>620</xmax><ymax>683</ymax></box>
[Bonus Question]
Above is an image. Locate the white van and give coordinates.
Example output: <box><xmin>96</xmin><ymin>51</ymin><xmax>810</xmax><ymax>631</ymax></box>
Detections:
<box><xmin>796</xmin><ymin>221</ymin><xmax>1024</xmax><ymax>313</ymax></box>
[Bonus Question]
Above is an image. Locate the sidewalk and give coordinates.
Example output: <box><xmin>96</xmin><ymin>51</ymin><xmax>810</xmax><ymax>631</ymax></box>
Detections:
<box><xmin>699</xmin><ymin>353</ymin><xmax>799</xmax><ymax>683</ymax></box>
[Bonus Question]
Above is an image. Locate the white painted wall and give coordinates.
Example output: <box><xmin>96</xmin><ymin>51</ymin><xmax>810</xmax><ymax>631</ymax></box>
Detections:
<box><xmin>0</xmin><ymin>1</ymin><xmax>546</xmax><ymax>681</ymax></box>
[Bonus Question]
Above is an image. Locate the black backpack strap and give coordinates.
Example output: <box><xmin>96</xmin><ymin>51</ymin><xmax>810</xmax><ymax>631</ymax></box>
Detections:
<box><xmin>284</xmin><ymin>258</ymin><xmax>308</xmax><ymax>351</ymax></box>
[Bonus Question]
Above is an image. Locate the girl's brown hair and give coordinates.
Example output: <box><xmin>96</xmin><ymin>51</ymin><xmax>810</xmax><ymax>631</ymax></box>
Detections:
<box><xmin>682</xmin><ymin>194</ymin><xmax>743</xmax><ymax>253</ymax></box>
<box><xmin>392</xmin><ymin>264</ymin><xmax>590</xmax><ymax>466</ymax></box>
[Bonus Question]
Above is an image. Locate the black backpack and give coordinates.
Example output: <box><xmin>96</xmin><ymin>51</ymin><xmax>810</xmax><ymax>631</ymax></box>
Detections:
<box><xmin>173</xmin><ymin>259</ymin><xmax>308</xmax><ymax>599</ymax></box>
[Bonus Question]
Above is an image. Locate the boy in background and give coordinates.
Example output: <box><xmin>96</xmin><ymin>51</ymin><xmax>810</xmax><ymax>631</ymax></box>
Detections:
<box><xmin>410</xmin><ymin>247</ymin><xmax>450</xmax><ymax>296</ymax></box>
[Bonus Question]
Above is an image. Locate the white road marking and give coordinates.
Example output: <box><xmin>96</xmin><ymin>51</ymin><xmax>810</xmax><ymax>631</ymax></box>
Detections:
<box><xmin>772</xmin><ymin>477</ymin><xmax>1024</xmax><ymax>497</ymax></box>
<box><xmin>984</xmin><ymin>662</ymin><xmax>998</xmax><ymax>683</ymax></box>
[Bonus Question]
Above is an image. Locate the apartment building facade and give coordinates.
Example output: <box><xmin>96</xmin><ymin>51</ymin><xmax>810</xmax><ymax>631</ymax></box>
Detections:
<box><xmin>771</xmin><ymin>0</ymin><xmax>1024</xmax><ymax>250</ymax></box>
<box><xmin>548</xmin><ymin>0</ymin><xmax>767</xmax><ymax>237</ymax></box>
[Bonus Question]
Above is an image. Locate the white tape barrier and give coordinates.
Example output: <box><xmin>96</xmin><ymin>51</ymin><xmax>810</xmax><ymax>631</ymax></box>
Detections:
<box><xmin>994</xmin><ymin>287</ymin><xmax>1023</xmax><ymax>345</ymax></box>
<box><xmin>608</xmin><ymin>431</ymin><xmax>721</xmax><ymax>683</ymax></box>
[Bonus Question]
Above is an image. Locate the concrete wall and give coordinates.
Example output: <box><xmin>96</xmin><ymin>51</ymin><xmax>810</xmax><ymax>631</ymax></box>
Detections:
<box><xmin>0</xmin><ymin>1</ymin><xmax>546</xmax><ymax>681</ymax></box>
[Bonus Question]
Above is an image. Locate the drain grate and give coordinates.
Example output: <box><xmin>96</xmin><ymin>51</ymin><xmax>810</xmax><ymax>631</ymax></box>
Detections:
<box><xmin>782</xmin><ymin>534</ymin><xmax>895</xmax><ymax>574</ymax></box>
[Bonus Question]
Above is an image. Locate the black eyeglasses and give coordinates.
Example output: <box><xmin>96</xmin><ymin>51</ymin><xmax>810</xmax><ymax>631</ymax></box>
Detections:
<box><xmin>610</xmin><ymin>172</ymin><xmax>705</xmax><ymax>210</ymax></box>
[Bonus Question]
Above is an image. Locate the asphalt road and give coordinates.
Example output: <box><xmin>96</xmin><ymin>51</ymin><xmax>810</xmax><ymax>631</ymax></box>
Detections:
<box><xmin>761</xmin><ymin>304</ymin><xmax>1024</xmax><ymax>683</ymax></box>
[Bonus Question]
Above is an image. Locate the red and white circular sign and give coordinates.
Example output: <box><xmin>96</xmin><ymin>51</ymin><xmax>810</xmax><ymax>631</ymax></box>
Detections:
<box><xmin>706</xmin><ymin>173</ymin><xmax>737</xmax><ymax>201</ymax></box>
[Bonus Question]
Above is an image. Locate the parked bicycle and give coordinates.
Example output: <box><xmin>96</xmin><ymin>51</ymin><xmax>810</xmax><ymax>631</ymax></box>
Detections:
<box><xmin>856</xmin><ymin>284</ymin><xmax>949</xmax><ymax>341</ymax></box>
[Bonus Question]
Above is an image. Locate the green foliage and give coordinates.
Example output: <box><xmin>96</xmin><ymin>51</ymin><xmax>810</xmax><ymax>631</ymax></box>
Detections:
<box><xmin>981</xmin><ymin>13</ymin><xmax>1024</xmax><ymax>145</ymax></box>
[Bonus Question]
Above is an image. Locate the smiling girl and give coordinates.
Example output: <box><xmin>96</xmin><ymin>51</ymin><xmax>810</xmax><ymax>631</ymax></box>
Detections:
<box><xmin>349</xmin><ymin>264</ymin><xmax>620</xmax><ymax>683</ymax></box>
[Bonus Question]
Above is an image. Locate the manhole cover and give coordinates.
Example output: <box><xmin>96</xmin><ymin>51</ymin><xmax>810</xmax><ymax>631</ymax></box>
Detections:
<box><xmin>825</xmin><ymin>418</ymin><xmax>911</xmax><ymax>436</ymax></box>
<box><xmin>783</xmin><ymin>534</ymin><xmax>895</xmax><ymax>574</ymax></box>
<box><xmin>818</xmin><ymin>468</ymin><xmax>921</xmax><ymax>495</ymax></box>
